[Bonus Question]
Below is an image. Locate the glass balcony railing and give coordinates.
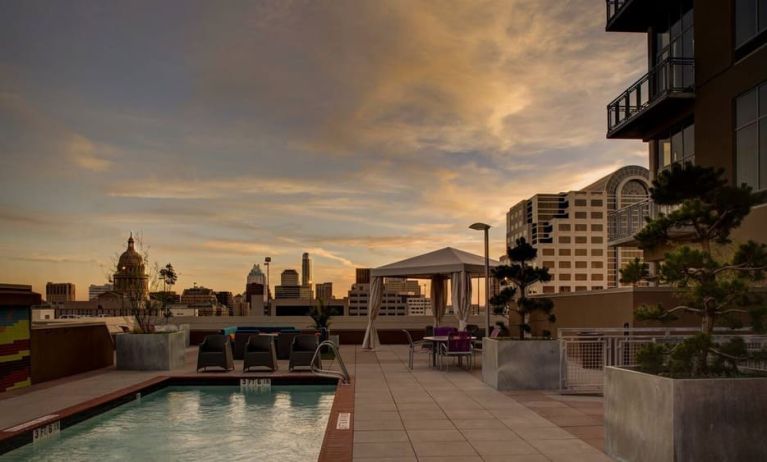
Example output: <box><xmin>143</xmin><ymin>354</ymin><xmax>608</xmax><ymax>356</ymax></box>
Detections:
<box><xmin>608</xmin><ymin>199</ymin><xmax>656</xmax><ymax>244</ymax></box>
<box><xmin>607</xmin><ymin>58</ymin><xmax>695</xmax><ymax>136</ymax></box>
<box><xmin>606</xmin><ymin>0</ymin><xmax>630</xmax><ymax>24</ymax></box>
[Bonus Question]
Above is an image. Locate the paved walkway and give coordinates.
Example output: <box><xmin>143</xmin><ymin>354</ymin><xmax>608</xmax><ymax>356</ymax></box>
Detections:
<box><xmin>0</xmin><ymin>344</ymin><xmax>610</xmax><ymax>461</ymax></box>
<box><xmin>352</xmin><ymin>345</ymin><xmax>609</xmax><ymax>462</ymax></box>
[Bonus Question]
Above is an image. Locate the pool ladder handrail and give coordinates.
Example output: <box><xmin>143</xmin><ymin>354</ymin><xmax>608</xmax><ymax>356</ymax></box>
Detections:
<box><xmin>311</xmin><ymin>340</ymin><xmax>351</xmax><ymax>384</ymax></box>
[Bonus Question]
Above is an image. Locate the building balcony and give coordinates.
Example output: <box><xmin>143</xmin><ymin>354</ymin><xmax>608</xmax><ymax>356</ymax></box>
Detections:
<box><xmin>606</xmin><ymin>58</ymin><xmax>695</xmax><ymax>139</ymax></box>
<box><xmin>608</xmin><ymin>199</ymin><xmax>656</xmax><ymax>246</ymax></box>
<box><xmin>606</xmin><ymin>0</ymin><xmax>658</xmax><ymax>32</ymax></box>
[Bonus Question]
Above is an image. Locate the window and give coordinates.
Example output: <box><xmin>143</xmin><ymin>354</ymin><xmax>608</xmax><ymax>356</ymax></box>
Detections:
<box><xmin>591</xmin><ymin>212</ymin><xmax>603</xmax><ymax>219</ymax></box>
<box><xmin>575</xmin><ymin>236</ymin><xmax>587</xmax><ymax>244</ymax></box>
<box><xmin>736</xmin><ymin>82</ymin><xmax>767</xmax><ymax>191</ymax></box>
<box><xmin>575</xmin><ymin>274</ymin><xmax>588</xmax><ymax>281</ymax></box>
<box><xmin>591</xmin><ymin>261</ymin><xmax>604</xmax><ymax>269</ymax></box>
<box><xmin>575</xmin><ymin>224</ymin><xmax>588</xmax><ymax>231</ymax></box>
<box><xmin>559</xmin><ymin>273</ymin><xmax>571</xmax><ymax>281</ymax></box>
<box><xmin>559</xmin><ymin>236</ymin><xmax>571</xmax><ymax>244</ymax></box>
<box><xmin>575</xmin><ymin>249</ymin><xmax>588</xmax><ymax>256</ymax></box>
<box><xmin>592</xmin><ymin>236</ymin><xmax>604</xmax><ymax>244</ymax></box>
<box><xmin>542</xmin><ymin>248</ymin><xmax>555</xmax><ymax>256</ymax></box>
<box><xmin>575</xmin><ymin>261</ymin><xmax>587</xmax><ymax>268</ymax></box>
<box><xmin>559</xmin><ymin>261</ymin><xmax>571</xmax><ymax>268</ymax></box>
<box><xmin>575</xmin><ymin>212</ymin><xmax>587</xmax><ymax>219</ymax></box>
<box><xmin>591</xmin><ymin>199</ymin><xmax>603</xmax><ymax>207</ymax></box>
<box><xmin>658</xmin><ymin>123</ymin><xmax>695</xmax><ymax>171</ymax></box>
<box><xmin>575</xmin><ymin>199</ymin><xmax>587</xmax><ymax>206</ymax></box>
<box><xmin>736</xmin><ymin>0</ymin><xmax>767</xmax><ymax>48</ymax></box>
<box><xmin>542</xmin><ymin>286</ymin><xmax>555</xmax><ymax>294</ymax></box>
<box><xmin>559</xmin><ymin>223</ymin><xmax>571</xmax><ymax>231</ymax></box>
<box><xmin>592</xmin><ymin>249</ymin><xmax>604</xmax><ymax>256</ymax></box>
<box><xmin>591</xmin><ymin>224</ymin><xmax>603</xmax><ymax>232</ymax></box>
<box><xmin>560</xmin><ymin>286</ymin><xmax>571</xmax><ymax>293</ymax></box>
<box><xmin>654</xmin><ymin>1</ymin><xmax>694</xmax><ymax>65</ymax></box>
<box><xmin>575</xmin><ymin>286</ymin><xmax>588</xmax><ymax>292</ymax></box>
<box><xmin>592</xmin><ymin>274</ymin><xmax>604</xmax><ymax>281</ymax></box>
<box><xmin>543</xmin><ymin>261</ymin><xmax>555</xmax><ymax>269</ymax></box>
<box><xmin>559</xmin><ymin>249</ymin><xmax>571</xmax><ymax>256</ymax></box>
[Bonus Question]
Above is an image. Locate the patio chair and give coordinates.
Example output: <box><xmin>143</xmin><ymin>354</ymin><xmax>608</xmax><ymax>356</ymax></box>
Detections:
<box><xmin>439</xmin><ymin>331</ymin><xmax>473</xmax><ymax>371</ymax></box>
<box><xmin>277</xmin><ymin>331</ymin><xmax>300</xmax><ymax>360</ymax></box>
<box><xmin>197</xmin><ymin>334</ymin><xmax>234</xmax><ymax>372</ymax></box>
<box><xmin>233</xmin><ymin>330</ymin><xmax>259</xmax><ymax>360</ymax></box>
<box><xmin>425</xmin><ymin>325</ymin><xmax>434</xmax><ymax>337</ymax></box>
<box><xmin>402</xmin><ymin>330</ymin><xmax>430</xmax><ymax>370</ymax></box>
<box><xmin>289</xmin><ymin>334</ymin><xmax>321</xmax><ymax>371</ymax></box>
<box><xmin>243</xmin><ymin>335</ymin><xmax>278</xmax><ymax>372</ymax></box>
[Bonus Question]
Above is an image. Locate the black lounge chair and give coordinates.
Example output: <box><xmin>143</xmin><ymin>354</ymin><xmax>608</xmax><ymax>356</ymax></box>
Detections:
<box><xmin>277</xmin><ymin>331</ymin><xmax>300</xmax><ymax>360</ymax></box>
<box><xmin>289</xmin><ymin>334</ymin><xmax>321</xmax><ymax>371</ymax></box>
<box><xmin>197</xmin><ymin>334</ymin><xmax>234</xmax><ymax>372</ymax></box>
<box><xmin>243</xmin><ymin>335</ymin><xmax>278</xmax><ymax>372</ymax></box>
<box><xmin>233</xmin><ymin>331</ymin><xmax>259</xmax><ymax>360</ymax></box>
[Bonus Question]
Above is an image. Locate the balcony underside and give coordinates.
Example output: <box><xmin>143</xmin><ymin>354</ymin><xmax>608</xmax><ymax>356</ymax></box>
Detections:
<box><xmin>609</xmin><ymin>228</ymin><xmax>695</xmax><ymax>248</ymax></box>
<box><xmin>606</xmin><ymin>0</ymin><xmax>664</xmax><ymax>32</ymax></box>
<box><xmin>607</xmin><ymin>93</ymin><xmax>694</xmax><ymax>140</ymax></box>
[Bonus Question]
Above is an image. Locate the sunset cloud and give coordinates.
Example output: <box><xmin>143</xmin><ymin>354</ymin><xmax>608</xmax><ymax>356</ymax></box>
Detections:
<box><xmin>0</xmin><ymin>0</ymin><xmax>646</xmax><ymax>297</ymax></box>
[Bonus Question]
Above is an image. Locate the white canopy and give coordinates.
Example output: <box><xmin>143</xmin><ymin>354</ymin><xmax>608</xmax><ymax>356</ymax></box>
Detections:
<box><xmin>362</xmin><ymin>247</ymin><xmax>499</xmax><ymax>349</ymax></box>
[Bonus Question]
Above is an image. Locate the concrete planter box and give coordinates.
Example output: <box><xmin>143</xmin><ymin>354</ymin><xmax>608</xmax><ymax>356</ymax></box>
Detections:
<box><xmin>481</xmin><ymin>338</ymin><xmax>560</xmax><ymax>390</ymax></box>
<box><xmin>605</xmin><ymin>366</ymin><xmax>767</xmax><ymax>462</ymax></box>
<box><xmin>116</xmin><ymin>331</ymin><xmax>186</xmax><ymax>370</ymax></box>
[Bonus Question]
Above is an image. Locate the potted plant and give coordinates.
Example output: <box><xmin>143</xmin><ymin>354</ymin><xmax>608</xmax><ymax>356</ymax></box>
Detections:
<box><xmin>482</xmin><ymin>238</ymin><xmax>559</xmax><ymax>390</ymax></box>
<box><xmin>605</xmin><ymin>164</ymin><xmax>767</xmax><ymax>462</ymax></box>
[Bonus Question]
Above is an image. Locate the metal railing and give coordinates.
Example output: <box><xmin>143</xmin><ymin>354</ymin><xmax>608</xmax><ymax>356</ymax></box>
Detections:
<box><xmin>608</xmin><ymin>199</ymin><xmax>656</xmax><ymax>242</ymax></box>
<box><xmin>606</xmin><ymin>0</ymin><xmax>629</xmax><ymax>24</ymax></box>
<box><xmin>559</xmin><ymin>327</ymin><xmax>767</xmax><ymax>394</ymax></box>
<box><xmin>607</xmin><ymin>57</ymin><xmax>695</xmax><ymax>134</ymax></box>
<box><xmin>311</xmin><ymin>340</ymin><xmax>351</xmax><ymax>384</ymax></box>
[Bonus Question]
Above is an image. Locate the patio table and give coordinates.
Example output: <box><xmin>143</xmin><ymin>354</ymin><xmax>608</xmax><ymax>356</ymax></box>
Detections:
<box><xmin>423</xmin><ymin>335</ymin><xmax>476</xmax><ymax>368</ymax></box>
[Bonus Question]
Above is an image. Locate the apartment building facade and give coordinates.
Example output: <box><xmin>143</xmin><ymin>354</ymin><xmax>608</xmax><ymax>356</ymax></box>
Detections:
<box><xmin>507</xmin><ymin>166</ymin><xmax>650</xmax><ymax>293</ymax></box>
<box><xmin>606</xmin><ymin>0</ymin><xmax>767</xmax><ymax>250</ymax></box>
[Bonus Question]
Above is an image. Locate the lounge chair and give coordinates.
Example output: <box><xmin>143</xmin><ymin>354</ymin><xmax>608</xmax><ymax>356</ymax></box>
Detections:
<box><xmin>197</xmin><ymin>334</ymin><xmax>234</xmax><ymax>372</ymax></box>
<box><xmin>289</xmin><ymin>334</ymin><xmax>321</xmax><ymax>371</ymax></box>
<box><xmin>402</xmin><ymin>330</ymin><xmax>430</xmax><ymax>370</ymax></box>
<box><xmin>243</xmin><ymin>335</ymin><xmax>278</xmax><ymax>372</ymax></box>
<box><xmin>439</xmin><ymin>331</ymin><xmax>473</xmax><ymax>370</ymax></box>
<box><xmin>277</xmin><ymin>331</ymin><xmax>300</xmax><ymax>360</ymax></box>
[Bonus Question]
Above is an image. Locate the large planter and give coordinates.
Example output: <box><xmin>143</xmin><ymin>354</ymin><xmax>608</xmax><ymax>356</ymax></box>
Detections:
<box><xmin>116</xmin><ymin>331</ymin><xmax>186</xmax><ymax>370</ymax></box>
<box><xmin>481</xmin><ymin>338</ymin><xmax>560</xmax><ymax>390</ymax></box>
<box><xmin>605</xmin><ymin>366</ymin><xmax>767</xmax><ymax>462</ymax></box>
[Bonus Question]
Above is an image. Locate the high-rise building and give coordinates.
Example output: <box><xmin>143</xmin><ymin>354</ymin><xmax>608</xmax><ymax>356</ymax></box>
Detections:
<box><xmin>45</xmin><ymin>282</ymin><xmax>75</xmax><ymax>303</ymax></box>
<box><xmin>605</xmin><ymin>1</ymin><xmax>767</xmax><ymax>253</ymax></box>
<box><xmin>88</xmin><ymin>284</ymin><xmax>113</xmax><ymax>300</ymax></box>
<box><xmin>244</xmin><ymin>283</ymin><xmax>266</xmax><ymax>315</ymax></box>
<box><xmin>113</xmin><ymin>234</ymin><xmax>149</xmax><ymax>302</ymax></box>
<box><xmin>347</xmin><ymin>278</ymin><xmax>421</xmax><ymax>316</ymax></box>
<box><xmin>506</xmin><ymin>166</ymin><xmax>650</xmax><ymax>293</ymax></box>
<box><xmin>407</xmin><ymin>297</ymin><xmax>432</xmax><ymax>316</ymax></box>
<box><xmin>246</xmin><ymin>264</ymin><xmax>267</xmax><ymax>302</ymax></box>
<box><xmin>355</xmin><ymin>268</ymin><xmax>371</xmax><ymax>284</ymax></box>
<box><xmin>315</xmin><ymin>282</ymin><xmax>333</xmax><ymax>302</ymax></box>
<box><xmin>301</xmin><ymin>252</ymin><xmax>312</xmax><ymax>287</ymax></box>
<box><xmin>281</xmin><ymin>269</ymin><xmax>299</xmax><ymax>286</ymax></box>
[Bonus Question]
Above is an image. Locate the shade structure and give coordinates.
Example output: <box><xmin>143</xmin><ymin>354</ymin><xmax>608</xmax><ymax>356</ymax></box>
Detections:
<box><xmin>360</xmin><ymin>247</ymin><xmax>500</xmax><ymax>347</ymax></box>
<box><xmin>451</xmin><ymin>271</ymin><xmax>472</xmax><ymax>330</ymax></box>
<box><xmin>361</xmin><ymin>276</ymin><xmax>383</xmax><ymax>349</ymax></box>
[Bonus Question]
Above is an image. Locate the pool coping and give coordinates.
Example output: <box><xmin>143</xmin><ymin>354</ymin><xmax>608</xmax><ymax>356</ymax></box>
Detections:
<box><xmin>0</xmin><ymin>374</ymin><xmax>353</xmax><ymax>461</ymax></box>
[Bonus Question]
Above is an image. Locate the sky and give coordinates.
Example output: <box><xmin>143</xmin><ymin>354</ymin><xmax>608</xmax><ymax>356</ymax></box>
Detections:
<box><xmin>0</xmin><ymin>0</ymin><xmax>647</xmax><ymax>300</ymax></box>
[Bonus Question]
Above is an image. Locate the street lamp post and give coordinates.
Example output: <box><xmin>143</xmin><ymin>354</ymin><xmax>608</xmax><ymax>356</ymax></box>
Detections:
<box><xmin>469</xmin><ymin>223</ymin><xmax>491</xmax><ymax>337</ymax></box>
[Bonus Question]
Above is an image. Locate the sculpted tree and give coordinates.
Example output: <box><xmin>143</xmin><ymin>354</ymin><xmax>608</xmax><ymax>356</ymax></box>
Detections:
<box><xmin>619</xmin><ymin>257</ymin><xmax>650</xmax><ymax>287</ymax></box>
<box><xmin>633</xmin><ymin>163</ymin><xmax>767</xmax><ymax>376</ymax></box>
<box><xmin>490</xmin><ymin>238</ymin><xmax>555</xmax><ymax>339</ymax></box>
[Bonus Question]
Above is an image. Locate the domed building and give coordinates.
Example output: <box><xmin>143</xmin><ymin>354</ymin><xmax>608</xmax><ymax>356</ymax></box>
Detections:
<box><xmin>113</xmin><ymin>234</ymin><xmax>149</xmax><ymax>301</ymax></box>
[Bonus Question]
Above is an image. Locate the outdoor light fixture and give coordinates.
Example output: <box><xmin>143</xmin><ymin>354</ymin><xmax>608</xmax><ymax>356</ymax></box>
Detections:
<box><xmin>469</xmin><ymin>223</ymin><xmax>491</xmax><ymax>338</ymax></box>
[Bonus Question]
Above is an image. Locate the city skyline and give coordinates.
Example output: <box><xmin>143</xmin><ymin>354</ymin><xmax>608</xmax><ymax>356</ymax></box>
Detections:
<box><xmin>1</xmin><ymin>1</ymin><xmax>647</xmax><ymax>299</ymax></box>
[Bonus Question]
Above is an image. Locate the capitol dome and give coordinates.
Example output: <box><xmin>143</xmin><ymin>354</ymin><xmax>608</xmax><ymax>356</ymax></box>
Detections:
<box><xmin>113</xmin><ymin>233</ymin><xmax>149</xmax><ymax>299</ymax></box>
<box><xmin>117</xmin><ymin>234</ymin><xmax>145</xmax><ymax>273</ymax></box>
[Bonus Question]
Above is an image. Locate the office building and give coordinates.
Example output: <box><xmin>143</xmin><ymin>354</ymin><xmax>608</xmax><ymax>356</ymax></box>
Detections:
<box><xmin>605</xmin><ymin>0</ymin><xmax>767</xmax><ymax>254</ymax></box>
<box><xmin>407</xmin><ymin>297</ymin><xmax>432</xmax><ymax>316</ymax></box>
<box><xmin>246</xmin><ymin>264</ymin><xmax>267</xmax><ymax>303</ymax></box>
<box><xmin>301</xmin><ymin>252</ymin><xmax>313</xmax><ymax>298</ymax></box>
<box><xmin>45</xmin><ymin>282</ymin><xmax>75</xmax><ymax>303</ymax></box>
<box><xmin>347</xmin><ymin>278</ymin><xmax>422</xmax><ymax>316</ymax></box>
<box><xmin>506</xmin><ymin>166</ymin><xmax>650</xmax><ymax>293</ymax></box>
<box><xmin>315</xmin><ymin>282</ymin><xmax>333</xmax><ymax>302</ymax></box>
<box><xmin>355</xmin><ymin>268</ymin><xmax>371</xmax><ymax>284</ymax></box>
<box><xmin>88</xmin><ymin>283</ymin><xmax>113</xmax><ymax>300</ymax></box>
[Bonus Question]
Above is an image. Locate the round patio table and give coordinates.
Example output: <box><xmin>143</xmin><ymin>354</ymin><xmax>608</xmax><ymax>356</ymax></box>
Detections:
<box><xmin>423</xmin><ymin>335</ymin><xmax>476</xmax><ymax>368</ymax></box>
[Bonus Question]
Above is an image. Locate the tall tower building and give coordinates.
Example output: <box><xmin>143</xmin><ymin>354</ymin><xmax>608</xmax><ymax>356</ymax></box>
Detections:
<box><xmin>301</xmin><ymin>253</ymin><xmax>313</xmax><ymax>299</ymax></box>
<box><xmin>45</xmin><ymin>282</ymin><xmax>76</xmax><ymax>303</ymax></box>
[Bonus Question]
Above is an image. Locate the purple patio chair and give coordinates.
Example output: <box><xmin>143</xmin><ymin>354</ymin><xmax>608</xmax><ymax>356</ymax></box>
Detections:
<box><xmin>439</xmin><ymin>331</ymin><xmax>473</xmax><ymax>370</ymax></box>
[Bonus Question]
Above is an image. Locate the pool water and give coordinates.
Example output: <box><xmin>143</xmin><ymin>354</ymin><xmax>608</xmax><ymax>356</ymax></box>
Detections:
<box><xmin>4</xmin><ymin>385</ymin><xmax>336</xmax><ymax>461</ymax></box>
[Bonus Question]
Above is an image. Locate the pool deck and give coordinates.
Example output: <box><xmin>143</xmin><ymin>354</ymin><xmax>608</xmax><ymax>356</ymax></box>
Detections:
<box><xmin>0</xmin><ymin>345</ymin><xmax>610</xmax><ymax>461</ymax></box>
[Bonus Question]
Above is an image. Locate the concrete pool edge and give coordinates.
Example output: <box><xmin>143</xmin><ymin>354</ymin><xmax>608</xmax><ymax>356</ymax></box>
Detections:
<box><xmin>0</xmin><ymin>374</ymin><xmax>349</xmax><ymax>459</ymax></box>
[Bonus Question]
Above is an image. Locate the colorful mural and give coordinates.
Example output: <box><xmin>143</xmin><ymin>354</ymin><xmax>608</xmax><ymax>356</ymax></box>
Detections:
<box><xmin>0</xmin><ymin>307</ymin><xmax>31</xmax><ymax>392</ymax></box>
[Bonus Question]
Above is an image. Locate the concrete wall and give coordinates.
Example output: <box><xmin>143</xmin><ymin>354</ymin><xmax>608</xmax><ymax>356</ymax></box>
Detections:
<box><xmin>115</xmin><ymin>331</ymin><xmax>186</xmax><ymax>370</ymax></box>
<box><xmin>605</xmin><ymin>367</ymin><xmax>767</xmax><ymax>462</ymax></box>
<box><xmin>482</xmin><ymin>338</ymin><xmax>560</xmax><ymax>390</ymax></box>
<box><xmin>31</xmin><ymin>323</ymin><xmax>114</xmax><ymax>384</ymax></box>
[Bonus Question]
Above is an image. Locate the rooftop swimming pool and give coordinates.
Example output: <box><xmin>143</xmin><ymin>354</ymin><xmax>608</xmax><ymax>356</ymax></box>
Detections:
<box><xmin>4</xmin><ymin>385</ymin><xmax>336</xmax><ymax>461</ymax></box>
